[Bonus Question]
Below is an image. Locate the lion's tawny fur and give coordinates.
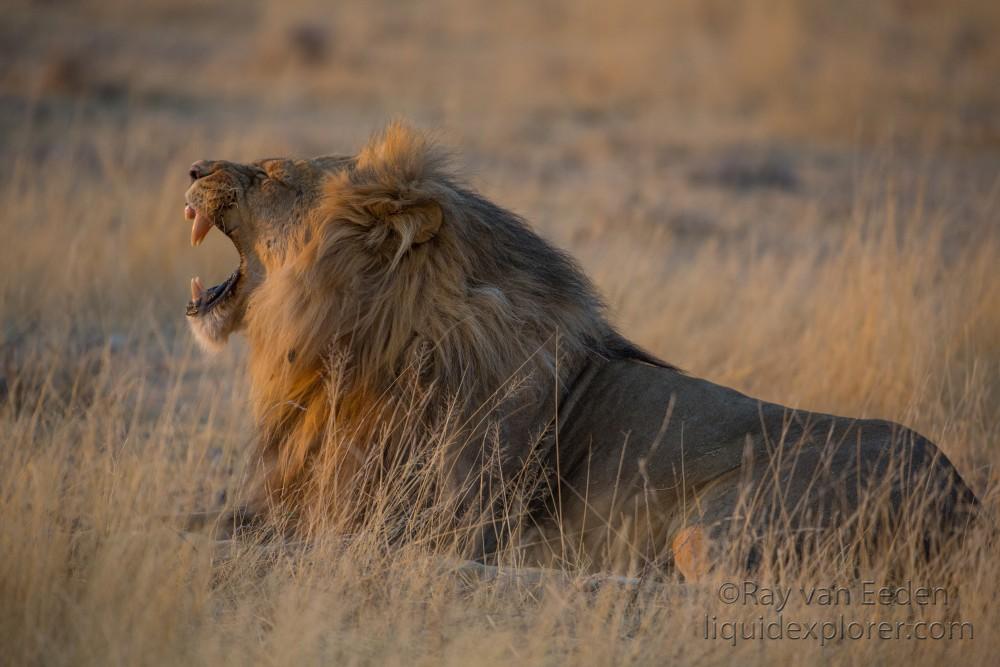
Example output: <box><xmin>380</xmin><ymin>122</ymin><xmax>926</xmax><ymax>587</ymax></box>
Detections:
<box><xmin>186</xmin><ymin>122</ymin><xmax>977</xmax><ymax>571</ymax></box>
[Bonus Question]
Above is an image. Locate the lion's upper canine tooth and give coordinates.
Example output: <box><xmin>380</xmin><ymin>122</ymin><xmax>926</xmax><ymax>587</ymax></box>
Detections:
<box><xmin>191</xmin><ymin>211</ymin><xmax>212</xmax><ymax>247</ymax></box>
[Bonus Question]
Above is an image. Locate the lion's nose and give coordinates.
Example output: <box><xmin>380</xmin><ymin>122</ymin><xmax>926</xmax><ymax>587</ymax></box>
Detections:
<box><xmin>189</xmin><ymin>160</ymin><xmax>211</xmax><ymax>181</ymax></box>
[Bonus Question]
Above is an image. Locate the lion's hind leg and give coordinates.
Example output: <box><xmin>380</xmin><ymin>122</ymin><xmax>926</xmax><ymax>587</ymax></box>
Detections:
<box><xmin>671</xmin><ymin>524</ymin><xmax>711</xmax><ymax>582</ymax></box>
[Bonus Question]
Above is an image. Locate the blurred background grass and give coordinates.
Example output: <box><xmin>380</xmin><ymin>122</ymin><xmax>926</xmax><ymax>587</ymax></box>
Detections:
<box><xmin>1</xmin><ymin>0</ymin><xmax>999</xmax><ymax>664</ymax></box>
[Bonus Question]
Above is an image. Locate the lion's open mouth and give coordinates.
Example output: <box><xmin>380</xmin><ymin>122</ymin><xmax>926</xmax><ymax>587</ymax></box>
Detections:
<box><xmin>187</xmin><ymin>269</ymin><xmax>241</xmax><ymax>316</ymax></box>
<box><xmin>184</xmin><ymin>203</ymin><xmax>243</xmax><ymax>318</ymax></box>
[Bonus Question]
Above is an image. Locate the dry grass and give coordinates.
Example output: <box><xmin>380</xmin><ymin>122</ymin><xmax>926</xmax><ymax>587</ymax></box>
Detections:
<box><xmin>2</xmin><ymin>0</ymin><xmax>999</xmax><ymax>664</ymax></box>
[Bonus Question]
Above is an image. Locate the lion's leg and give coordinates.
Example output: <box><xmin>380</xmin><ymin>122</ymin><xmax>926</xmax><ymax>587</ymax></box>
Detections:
<box><xmin>671</xmin><ymin>525</ymin><xmax>711</xmax><ymax>581</ymax></box>
<box><xmin>668</xmin><ymin>467</ymin><xmax>772</xmax><ymax>580</ymax></box>
<box><xmin>673</xmin><ymin>429</ymin><xmax>980</xmax><ymax>579</ymax></box>
<box><xmin>464</xmin><ymin>488</ymin><xmax>536</xmax><ymax>564</ymax></box>
<box><xmin>465</xmin><ymin>519</ymin><xmax>501</xmax><ymax>563</ymax></box>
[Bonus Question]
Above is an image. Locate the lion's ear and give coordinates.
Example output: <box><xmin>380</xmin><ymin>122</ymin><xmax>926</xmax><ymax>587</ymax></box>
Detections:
<box><xmin>363</xmin><ymin>197</ymin><xmax>442</xmax><ymax>255</ymax></box>
<box><xmin>334</xmin><ymin>122</ymin><xmax>450</xmax><ymax>258</ymax></box>
<box><xmin>388</xmin><ymin>199</ymin><xmax>442</xmax><ymax>246</ymax></box>
<box><xmin>360</xmin><ymin>197</ymin><xmax>443</xmax><ymax>267</ymax></box>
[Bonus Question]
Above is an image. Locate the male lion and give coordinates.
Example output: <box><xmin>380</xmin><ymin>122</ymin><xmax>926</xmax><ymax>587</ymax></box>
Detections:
<box><xmin>183</xmin><ymin>123</ymin><xmax>977</xmax><ymax>577</ymax></box>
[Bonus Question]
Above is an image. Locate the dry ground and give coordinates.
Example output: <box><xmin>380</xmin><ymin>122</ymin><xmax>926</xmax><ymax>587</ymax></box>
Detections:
<box><xmin>1</xmin><ymin>0</ymin><xmax>999</xmax><ymax>664</ymax></box>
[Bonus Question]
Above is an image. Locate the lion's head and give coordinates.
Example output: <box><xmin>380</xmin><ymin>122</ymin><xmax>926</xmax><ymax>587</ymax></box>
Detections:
<box><xmin>184</xmin><ymin>123</ymin><xmax>635</xmax><ymax>523</ymax></box>
<box><xmin>184</xmin><ymin>124</ymin><xmax>607</xmax><ymax>358</ymax></box>
<box><xmin>184</xmin><ymin>151</ymin><xmax>349</xmax><ymax>350</ymax></box>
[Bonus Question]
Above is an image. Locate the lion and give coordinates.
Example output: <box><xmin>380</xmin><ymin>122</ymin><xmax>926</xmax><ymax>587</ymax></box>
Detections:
<box><xmin>182</xmin><ymin>122</ymin><xmax>978</xmax><ymax>577</ymax></box>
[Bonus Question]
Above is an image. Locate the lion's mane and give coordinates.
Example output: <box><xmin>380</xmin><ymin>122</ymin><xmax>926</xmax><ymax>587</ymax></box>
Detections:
<box><xmin>240</xmin><ymin>124</ymin><xmax>637</xmax><ymax>532</ymax></box>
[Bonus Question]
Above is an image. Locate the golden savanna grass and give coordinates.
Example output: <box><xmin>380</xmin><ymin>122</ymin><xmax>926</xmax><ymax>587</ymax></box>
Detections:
<box><xmin>2</xmin><ymin>0</ymin><xmax>999</xmax><ymax>664</ymax></box>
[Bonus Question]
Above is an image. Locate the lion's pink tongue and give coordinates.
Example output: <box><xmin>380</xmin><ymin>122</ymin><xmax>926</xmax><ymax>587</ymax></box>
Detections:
<box><xmin>190</xmin><ymin>208</ymin><xmax>212</xmax><ymax>247</ymax></box>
